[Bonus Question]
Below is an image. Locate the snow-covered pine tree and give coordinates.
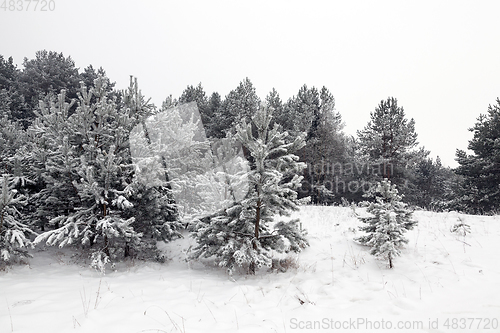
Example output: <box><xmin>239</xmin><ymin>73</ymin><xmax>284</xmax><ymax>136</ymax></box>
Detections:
<box><xmin>212</xmin><ymin>78</ymin><xmax>260</xmax><ymax>138</ymax></box>
<box><xmin>205</xmin><ymin>134</ymin><xmax>249</xmax><ymax>212</ymax></box>
<box><xmin>123</xmin><ymin>77</ymin><xmax>185</xmax><ymax>247</ymax></box>
<box><xmin>357</xmin><ymin>97</ymin><xmax>428</xmax><ymax>205</ymax></box>
<box><xmin>29</xmin><ymin>91</ymin><xmax>80</xmax><ymax>230</ymax></box>
<box><xmin>0</xmin><ymin>174</ymin><xmax>34</xmax><ymax>265</ymax></box>
<box><xmin>191</xmin><ymin>104</ymin><xmax>309</xmax><ymax>275</ymax></box>
<box><xmin>0</xmin><ymin>116</ymin><xmax>25</xmax><ymax>175</ymax></box>
<box><xmin>355</xmin><ymin>179</ymin><xmax>416</xmax><ymax>268</ymax></box>
<box><xmin>33</xmin><ymin>77</ymin><xmax>172</xmax><ymax>271</ymax></box>
<box><xmin>129</xmin><ymin>101</ymin><xmax>208</xmax><ymax>237</ymax></box>
<box><xmin>455</xmin><ymin>98</ymin><xmax>500</xmax><ymax>213</ymax></box>
<box><xmin>301</xmin><ymin>86</ymin><xmax>346</xmax><ymax>204</ymax></box>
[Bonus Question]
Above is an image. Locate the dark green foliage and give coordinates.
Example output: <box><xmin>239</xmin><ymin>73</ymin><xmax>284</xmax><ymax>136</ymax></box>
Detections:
<box><xmin>265</xmin><ymin>88</ymin><xmax>284</xmax><ymax>130</ymax></box>
<box><xmin>202</xmin><ymin>92</ymin><xmax>222</xmax><ymax>138</ymax></box>
<box><xmin>179</xmin><ymin>83</ymin><xmax>208</xmax><ymax>119</ymax></box>
<box><xmin>455</xmin><ymin>99</ymin><xmax>500</xmax><ymax>214</ymax></box>
<box><xmin>80</xmin><ymin>65</ymin><xmax>115</xmax><ymax>92</ymax></box>
<box><xmin>300</xmin><ymin>87</ymin><xmax>347</xmax><ymax>204</ymax></box>
<box><xmin>18</xmin><ymin>51</ymin><xmax>81</xmax><ymax>120</ymax></box>
<box><xmin>0</xmin><ymin>55</ymin><xmax>29</xmax><ymax>124</ymax></box>
<box><xmin>1</xmin><ymin>51</ymin><xmax>117</xmax><ymax>127</ymax></box>
<box><xmin>126</xmin><ymin>184</ymin><xmax>180</xmax><ymax>242</ymax></box>
<box><xmin>80</xmin><ymin>65</ymin><xmax>119</xmax><ymax>105</ymax></box>
<box><xmin>211</xmin><ymin>78</ymin><xmax>260</xmax><ymax>138</ymax></box>
<box><xmin>410</xmin><ymin>156</ymin><xmax>459</xmax><ymax>210</ymax></box>
<box><xmin>281</xmin><ymin>85</ymin><xmax>320</xmax><ymax>137</ymax></box>
<box><xmin>178</xmin><ymin>83</ymin><xmax>213</xmax><ymax>141</ymax></box>
<box><xmin>358</xmin><ymin>98</ymin><xmax>418</xmax><ymax>167</ymax></box>
<box><xmin>275</xmin><ymin>85</ymin><xmax>348</xmax><ymax>204</ymax></box>
<box><xmin>0</xmin><ymin>55</ymin><xmax>18</xmax><ymax>90</ymax></box>
<box><xmin>357</xmin><ymin>97</ymin><xmax>428</xmax><ymax>202</ymax></box>
<box><xmin>0</xmin><ymin>116</ymin><xmax>25</xmax><ymax>175</ymax></box>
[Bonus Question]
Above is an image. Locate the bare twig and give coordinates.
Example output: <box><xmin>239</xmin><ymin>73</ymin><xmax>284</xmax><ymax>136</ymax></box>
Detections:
<box><xmin>80</xmin><ymin>287</ymin><xmax>91</xmax><ymax>318</ymax></box>
<box><xmin>6</xmin><ymin>299</ymin><xmax>13</xmax><ymax>332</ymax></box>
<box><xmin>72</xmin><ymin>316</ymin><xmax>81</xmax><ymax>328</ymax></box>
<box><xmin>94</xmin><ymin>278</ymin><xmax>102</xmax><ymax>309</ymax></box>
<box><xmin>234</xmin><ymin>309</ymin><xmax>239</xmax><ymax>330</ymax></box>
<box><xmin>203</xmin><ymin>300</ymin><xmax>217</xmax><ymax>323</ymax></box>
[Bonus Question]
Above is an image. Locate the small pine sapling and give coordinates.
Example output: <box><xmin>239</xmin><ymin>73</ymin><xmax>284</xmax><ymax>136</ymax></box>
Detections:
<box><xmin>355</xmin><ymin>179</ymin><xmax>417</xmax><ymax>268</ymax></box>
<box><xmin>450</xmin><ymin>217</ymin><xmax>471</xmax><ymax>251</ymax></box>
<box><xmin>450</xmin><ymin>217</ymin><xmax>471</xmax><ymax>236</ymax></box>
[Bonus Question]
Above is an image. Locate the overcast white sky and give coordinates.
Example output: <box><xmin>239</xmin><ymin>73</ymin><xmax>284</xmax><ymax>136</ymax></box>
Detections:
<box><xmin>2</xmin><ymin>0</ymin><xmax>500</xmax><ymax>167</ymax></box>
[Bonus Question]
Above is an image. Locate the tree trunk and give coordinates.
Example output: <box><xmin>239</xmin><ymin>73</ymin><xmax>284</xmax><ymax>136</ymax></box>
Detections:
<box><xmin>124</xmin><ymin>242</ymin><xmax>130</xmax><ymax>257</ymax></box>
<box><xmin>102</xmin><ymin>203</ymin><xmax>110</xmax><ymax>257</ymax></box>
<box><xmin>104</xmin><ymin>234</ymin><xmax>110</xmax><ymax>257</ymax></box>
<box><xmin>0</xmin><ymin>211</ymin><xmax>4</xmax><ymax>236</ymax></box>
<box><xmin>254</xmin><ymin>198</ymin><xmax>261</xmax><ymax>249</ymax></box>
<box><xmin>250</xmin><ymin>198</ymin><xmax>261</xmax><ymax>275</ymax></box>
<box><xmin>249</xmin><ymin>262</ymin><xmax>256</xmax><ymax>275</ymax></box>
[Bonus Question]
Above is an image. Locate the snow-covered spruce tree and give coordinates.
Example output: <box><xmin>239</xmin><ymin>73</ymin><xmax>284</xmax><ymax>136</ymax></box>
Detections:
<box><xmin>191</xmin><ymin>105</ymin><xmax>309</xmax><ymax>274</ymax></box>
<box><xmin>355</xmin><ymin>179</ymin><xmax>417</xmax><ymax>268</ymax></box>
<box><xmin>0</xmin><ymin>175</ymin><xmax>34</xmax><ymax>266</ymax></box>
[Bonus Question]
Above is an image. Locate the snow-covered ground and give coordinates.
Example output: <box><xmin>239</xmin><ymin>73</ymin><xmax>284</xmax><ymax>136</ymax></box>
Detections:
<box><xmin>1</xmin><ymin>206</ymin><xmax>499</xmax><ymax>333</ymax></box>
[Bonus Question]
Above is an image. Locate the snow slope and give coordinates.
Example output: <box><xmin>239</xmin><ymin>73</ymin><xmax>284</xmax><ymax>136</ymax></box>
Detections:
<box><xmin>1</xmin><ymin>206</ymin><xmax>499</xmax><ymax>333</ymax></box>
